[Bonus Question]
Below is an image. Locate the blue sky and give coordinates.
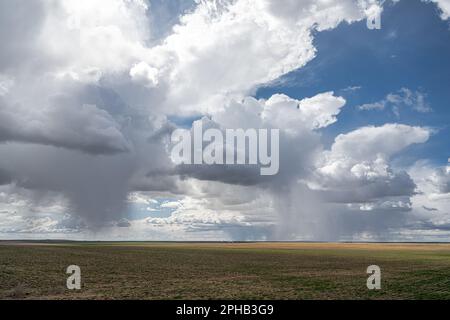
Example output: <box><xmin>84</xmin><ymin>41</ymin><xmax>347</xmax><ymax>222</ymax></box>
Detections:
<box><xmin>258</xmin><ymin>0</ymin><xmax>450</xmax><ymax>166</ymax></box>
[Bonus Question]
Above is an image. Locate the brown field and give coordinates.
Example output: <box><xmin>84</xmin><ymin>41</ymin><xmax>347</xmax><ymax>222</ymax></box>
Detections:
<box><xmin>1</xmin><ymin>241</ymin><xmax>450</xmax><ymax>300</ymax></box>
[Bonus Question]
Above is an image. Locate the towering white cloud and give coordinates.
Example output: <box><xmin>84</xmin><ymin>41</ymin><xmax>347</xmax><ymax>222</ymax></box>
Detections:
<box><xmin>135</xmin><ymin>0</ymin><xmax>378</xmax><ymax>113</ymax></box>
<box><xmin>311</xmin><ymin>124</ymin><xmax>430</xmax><ymax>206</ymax></box>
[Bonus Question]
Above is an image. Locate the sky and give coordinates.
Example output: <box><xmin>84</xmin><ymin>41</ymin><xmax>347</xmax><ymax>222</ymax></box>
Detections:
<box><xmin>0</xmin><ymin>0</ymin><xmax>449</xmax><ymax>241</ymax></box>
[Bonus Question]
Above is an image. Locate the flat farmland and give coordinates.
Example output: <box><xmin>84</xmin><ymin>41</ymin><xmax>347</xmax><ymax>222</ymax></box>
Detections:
<box><xmin>1</xmin><ymin>242</ymin><xmax>450</xmax><ymax>300</ymax></box>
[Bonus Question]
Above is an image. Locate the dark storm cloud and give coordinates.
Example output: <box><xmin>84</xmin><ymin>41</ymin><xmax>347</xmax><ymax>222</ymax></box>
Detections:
<box><xmin>0</xmin><ymin>106</ymin><xmax>178</xmax><ymax>226</ymax></box>
<box><xmin>318</xmin><ymin>171</ymin><xmax>417</xmax><ymax>204</ymax></box>
<box><xmin>0</xmin><ymin>168</ymin><xmax>12</xmax><ymax>186</ymax></box>
<box><xmin>0</xmin><ymin>94</ymin><xmax>130</xmax><ymax>156</ymax></box>
<box><xmin>1</xmin><ymin>144</ymin><xmax>134</xmax><ymax>225</ymax></box>
<box><xmin>176</xmin><ymin>164</ymin><xmax>263</xmax><ymax>186</ymax></box>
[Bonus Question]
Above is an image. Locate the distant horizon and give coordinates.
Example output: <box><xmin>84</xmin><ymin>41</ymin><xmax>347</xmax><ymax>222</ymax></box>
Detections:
<box><xmin>3</xmin><ymin>240</ymin><xmax>450</xmax><ymax>244</ymax></box>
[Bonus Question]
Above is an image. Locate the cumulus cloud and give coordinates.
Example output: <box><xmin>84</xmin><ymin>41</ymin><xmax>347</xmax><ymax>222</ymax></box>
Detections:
<box><xmin>429</xmin><ymin>160</ymin><xmax>450</xmax><ymax>194</ymax></box>
<box><xmin>326</xmin><ymin>124</ymin><xmax>430</xmax><ymax>160</ymax></box>
<box><xmin>263</xmin><ymin>92</ymin><xmax>346</xmax><ymax>131</ymax></box>
<box><xmin>358</xmin><ymin>88</ymin><xmax>432</xmax><ymax>116</ymax></box>
<box><xmin>0</xmin><ymin>98</ymin><xmax>130</xmax><ymax>155</ymax></box>
<box><xmin>0</xmin><ymin>0</ymin><xmax>151</xmax><ymax>79</ymax></box>
<box><xmin>212</xmin><ymin>92</ymin><xmax>346</xmax><ymax>132</ymax></box>
<box><xmin>135</xmin><ymin>0</ymin><xmax>377</xmax><ymax>114</ymax></box>
<box><xmin>311</xmin><ymin>124</ymin><xmax>430</xmax><ymax>205</ymax></box>
<box><xmin>404</xmin><ymin>159</ymin><xmax>450</xmax><ymax>238</ymax></box>
<box><xmin>130</xmin><ymin>62</ymin><xmax>160</xmax><ymax>88</ymax></box>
